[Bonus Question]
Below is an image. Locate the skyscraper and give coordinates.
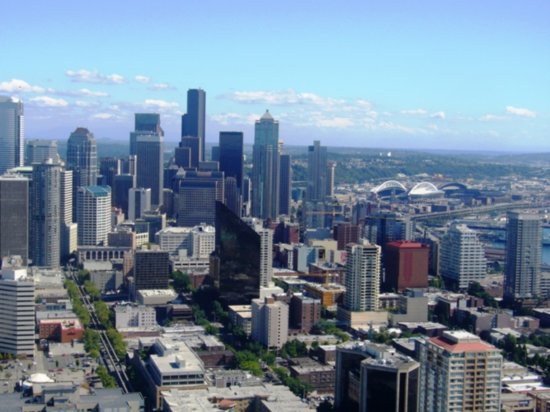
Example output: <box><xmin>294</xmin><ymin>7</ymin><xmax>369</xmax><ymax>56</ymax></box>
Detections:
<box><xmin>112</xmin><ymin>174</ymin><xmax>135</xmax><ymax>216</ymax></box>
<box><xmin>128</xmin><ymin>187</ymin><xmax>152</xmax><ymax>221</ymax></box>
<box><xmin>25</xmin><ymin>139</ymin><xmax>58</xmax><ymax>166</ymax></box>
<box><xmin>504</xmin><ymin>212</ymin><xmax>542</xmax><ymax>300</ymax></box>
<box><xmin>279</xmin><ymin>154</ymin><xmax>291</xmax><ymax>216</ymax></box>
<box><xmin>242</xmin><ymin>217</ymin><xmax>273</xmax><ymax>287</ymax></box>
<box><xmin>176</xmin><ymin>170</ymin><xmax>224</xmax><ymax>227</ymax></box>
<box><xmin>344</xmin><ymin>240</ymin><xmax>381</xmax><ymax>311</ymax></box>
<box><xmin>440</xmin><ymin>223</ymin><xmax>486</xmax><ymax>290</ymax></box>
<box><xmin>133</xmin><ymin>250</ymin><xmax>170</xmax><ymax>291</ymax></box>
<box><xmin>181</xmin><ymin>89</ymin><xmax>206</xmax><ymax>162</ymax></box>
<box><xmin>364</xmin><ymin>212</ymin><xmax>412</xmax><ymax>249</ymax></box>
<box><xmin>77</xmin><ymin>186</ymin><xmax>111</xmax><ymax>246</ymax></box>
<box><xmin>130</xmin><ymin>113</ymin><xmax>162</xmax><ymax>156</ymax></box>
<box><xmin>136</xmin><ymin>134</ymin><xmax>164</xmax><ymax>207</ymax></box>
<box><xmin>60</xmin><ymin>169</ymin><xmax>77</xmax><ymax>262</ymax></box>
<box><xmin>417</xmin><ymin>330</ymin><xmax>502</xmax><ymax>412</ymax></box>
<box><xmin>0</xmin><ymin>96</ymin><xmax>24</xmax><ymax>174</ymax></box>
<box><xmin>219</xmin><ymin>131</ymin><xmax>244</xmax><ymax>215</ymax></box>
<box><xmin>383</xmin><ymin>241</ymin><xmax>429</xmax><ymax>292</ymax></box>
<box><xmin>306</xmin><ymin>140</ymin><xmax>328</xmax><ymax>202</ymax></box>
<box><xmin>252</xmin><ymin>110</ymin><xmax>280</xmax><ymax>220</ymax></box>
<box><xmin>30</xmin><ymin>159</ymin><xmax>62</xmax><ymax>267</ymax></box>
<box><xmin>0</xmin><ymin>174</ymin><xmax>28</xmax><ymax>264</ymax></box>
<box><xmin>251</xmin><ymin>297</ymin><xmax>289</xmax><ymax>349</ymax></box>
<box><xmin>179</xmin><ymin>136</ymin><xmax>200</xmax><ymax>169</ymax></box>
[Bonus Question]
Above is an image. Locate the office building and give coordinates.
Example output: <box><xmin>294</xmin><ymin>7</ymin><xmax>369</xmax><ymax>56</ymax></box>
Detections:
<box><xmin>0</xmin><ymin>256</ymin><xmax>35</xmax><ymax>356</ymax></box>
<box><xmin>77</xmin><ymin>186</ymin><xmax>111</xmax><ymax>246</ymax></box>
<box><xmin>290</xmin><ymin>294</ymin><xmax>321</xmax><ymax>333</ymax></box>
<box><xmin>440</xmin><ymin>224</ymin><xmax>486</xmax><ymax>290</ymax></box>
<box><xmin>179</xmin><ymin>136</ymin><xmax>200</xmax><ymax>169</ymax></box>
<box><xmin>219</xmin><ymin>131</ymin><xmax>243</xmax><ymax>215</ymax></box>
<box><xmin>156</xmin><ymin>225</ymin><xmax>215</xmax><ymax>258</ymax></box>
<box><xmin>364</xmin><ymin>212</ymin><xmax>412</xmax><ymax>249</ymax></box>
<box><xmin>326</xmin><ymin>161</ymin><xmax>336</xmax><ymax>197</ymax></box>
<box><xmin>114</xmin><ymin>304</ymin><xmax>157</xmax><ymax>329</ymax></box>
<box><xmin>334</xmin><ymin>222</ymin><xmax>360</xmax><ymax>250</ymax></box>
<box><xmin>128</xmin><ymin>187</ymin><xmax>151</xmax><ymax>221</ymax></box>
<box><xmin>344</xmin><ymin>240</ymin><xmax>381</xmax><ymax>311</ymax></box>
<box><xmin>251</xmin><ymin>297</ymin><xmax>289</xmax><ymax>349</ymax></box>
<box><xmin>66</xmin><ymin>127</ymin><xmax>98</xmax><ymax>191</ymax></box>
<box><xmin>181</xmin><ymin>89</ymin><xmax>206</xmax><ymax>161</ymax></box>
<box><xmin>0</xmin><ymin>174</ymin><xmax>28</xmax><ymax>264</ymax></box>
<box><xmin>112</xmin><ymin>174</ymin><xmax>135</xmax><ymax>215</ymax></box>
<box><xmin>252</xmin><ymin>110</ymin><xmax>280</xmax><ymax>220</ymax></box>
<box><xmin>130</xmin><ymin>113</ymin><xmax>162</xmax><ymax>156</ymax></box>
<box><xmin>133</xmin><ymin>250</ymin><xmax>170</xmax><ymax>291</ymax></box>
<box><xmin>417</xmin><ymin>330</ymin><xmax>502</xmax><ymax>412</ymax></box>
<box><xmin>335</xmin><ymin>342</ymin><xmax>419</xmax><ymax>412</ymax></box>
<box><xmin>243</xmin><ymin>217</ymin><xmax>273</xmax><ymax>287</ymax></box>
<box><xmin>174</xmin><ymin>146</ymin><xmax>192</xmax><ymax>169</ymax></box>
<box><xmin>136</xmin><ymin>133</ymin><xmax>164</xmax><ymax>207</ymax></box>
<box><xmin>306</xmin><ymin>140</ymin><xmax>328</xmax><ymax>202</ymax></box>
<box><xmin>279</xmin><ymin>153</ymin><xmax>291</xmax><ymax>216</ymax></box>
<box><xmin>60</xmin><ymin>169</ymin><xmax>77</xmax><ymax>262</ymax></box>
<box><xmin>0</xmin><ymin>96</ymin><xmax>24</xmax><ymax>174</ymax></box>
<box><xmin>140</xmin><ymin>210</ymin><xmax>166</xmax><ymax>242</ymax></box>
<box><xmin>25</xmin><ymin>139</ymin><xmax>58</xmax><ymax>166</ymax></box>
<box><xmin>212</xmin><ymin>202</ymin><xmax>261</xmax><ymax>304</ymax></box>
<box><xmin>176</xmin><ymin>170</ymin><xmax>223</xmax><ymax>227</ymax></box>
<box><xmin>211</xmin><ymin>145</ymin><xmax>220</xmax><ymax>161</ymax></box>
<box><xmin>30</xmin><ymin>159</ymin><xmax>62</xmax><ymax>267</ymax></box>
<box><xmin>383</xmin><ymin>241</ymin><xmax>429</xmax><ymax>292</ymax></box>
<box><xmin>98</xmin><ymin>157</ymin><xmax>121</xmax><ymax>187</ymax></box>
<box><xmin>505</xmin><ymin>212</ymin><xmax>542</xmax><ymax>300</ymax></box>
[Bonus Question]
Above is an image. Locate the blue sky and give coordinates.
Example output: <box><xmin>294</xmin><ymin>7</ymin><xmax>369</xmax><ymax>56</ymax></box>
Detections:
<box><xmin>1</xmin><ymin>0</ymin><xmax>549</xmax><ymax>151</ymax></box>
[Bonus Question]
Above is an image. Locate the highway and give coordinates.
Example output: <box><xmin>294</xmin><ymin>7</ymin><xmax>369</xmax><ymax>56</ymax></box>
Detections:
<box><xmin>67</xmin><ymin>269</ymin><xmax>133</xmax><ymax>393</ymax></box>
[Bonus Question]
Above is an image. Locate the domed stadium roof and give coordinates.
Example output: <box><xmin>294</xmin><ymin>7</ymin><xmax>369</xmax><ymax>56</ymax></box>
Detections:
<box><xmin>371</xmin><ymin>180</ymin><xmax>407</xmax><ymax>194</ymax></box>
<box><xmin>409</xmin><ymin>182</ymin><xmax>443</xmax><ymax>196</ymax></box>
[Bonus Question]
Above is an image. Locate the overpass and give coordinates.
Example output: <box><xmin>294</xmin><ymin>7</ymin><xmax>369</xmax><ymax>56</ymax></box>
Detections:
<box><xmin>410</xmin><ymin>201</ymin><xmax>541</xmax><ymax>222</ymax></box>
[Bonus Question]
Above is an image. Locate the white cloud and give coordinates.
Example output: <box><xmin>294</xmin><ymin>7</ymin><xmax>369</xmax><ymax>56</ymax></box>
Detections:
<box><xmin>76</xmin><ymin>88</ymin><xmax>109</xmax><ymax>97</ymax></box>
<box><xmin>143</xmin><ymin>99</ymin><xmax>179</xmax><ymax>109</ymax></box>
<box><xmin>30</xmin><ymin>96</ymin><xmax>68</xmax><ymax>107</ymax></box>
<box><xmin>480</xmin><ymin>114</ymin><xmax>505</xmax><ymax>121</ymax></box>
<box><xmin>134</xmin><ymin>75</ymin><xmax>150</xmax><ymax>84</ymax></box>
<box><xmin>224</xmin><ymin>89</ymin><xmax>345</xmax><ymax>107</ymax></box>
<box><xmin>430</xmin><ymin>111</ymin><xmax>446</xmax><ymax>120</ymax></box>
<box><xmin>210</xmin><ymin>112</ymin><xmax>259</xmax><ymax>126</ymax></box>
<box><xmin>92</xmin><ymin>113</ymin><xmax>114</xmax><ymax>120</ymax></box>
<box><xmin>0</xmin><ymin>78</ymin><xmax>45</xmax><ymax>93</ymax></box>
<box><xmin>316</xmin><ymin>117</ymin><xmax>354</xmax><ymax>128</ymax></box>
<box><xmin>506</xmin><ymin>106</ymin><xmax>536</xmax><ymax>118</ymax></box>
<box><xmin>401</xmin><ymin>108</ymin><xmax>428</xmax><ymax>115</ymax></box>
<box><xmin>66</xmin><ymin>69</ymin><xmax>125</xmax><ymax>84</ymax></box>
<box><xmin>149</xmin><ymin>82</ymin><xmax>176</xmax><ymax>91</ymax></box>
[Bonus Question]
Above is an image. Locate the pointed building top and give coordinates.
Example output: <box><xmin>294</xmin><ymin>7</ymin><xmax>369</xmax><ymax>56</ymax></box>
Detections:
<box><xmin>260</xmin><ymin>110</ymin><xmax>274</xmax><ymax>121</ymax></box>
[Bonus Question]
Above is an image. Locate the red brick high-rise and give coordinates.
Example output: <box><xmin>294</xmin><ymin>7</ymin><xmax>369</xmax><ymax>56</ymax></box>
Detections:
<box><xmin>383</xmin><ymin>241</ymin><xmax>429</xmax><ymax>292</ymax></box>
<box><xmin>333</xmin><ymin>223</ymin><xmax>360</xmax><ymax>250</ymax></box>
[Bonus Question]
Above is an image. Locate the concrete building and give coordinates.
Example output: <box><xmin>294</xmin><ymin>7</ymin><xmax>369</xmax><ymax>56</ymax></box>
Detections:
<box><xmin>290</xmin><ymin>293</ymin><xmax>321</xmax><ymax>333</ymax></box>
<box><xmin>228</xmin><ymin>305</ymin><xmax>252</xmax><ymax>336</ymax></box>
<box><xmin>60</xmin><ymin>169</ymin><xmax>77</xmax><ymax>262</ymax></box>
<box><xmin>505</xmin><ymin>212</ymin><xmax>542</xmax><ymax>300</ymax></box>
<box><xmin>251</xmin><ymin>297</ymin><xmax>289</xmax><ymax>349</ymax></box>
<box><xmin>288</xmin><ymin>357</ymin><xmax>335</xmax><ymax>394</ymax></box>
<box><xmin>133</xmin><ymin>250</ymin><xmax>170</xmax><ymax>291</ymax></box>
<box><xmin>440</xmin><ymin>223</ymin><xmax>487</xmax><ymax>290</ymax></box>
<box><xmin>0</xmin><ymin>174</ymin><xmax>28</xmax><ymax>264</ymax></box>
<box><xmin>0</xmin><ymin>256</ymin><xmax>35</xmax><ymax>356</ymax></box>
<box><xmin>156</xmin><ymin>225</ymin><xmax>215</xmax><ymax>258</ymax></box>
<box><xmin>114</xmin><ymin>304</ymin><xmax>157</xmax><ymax>329</ymax></box>
<box><xmin>77</xmin><ymin>186</ymin><xmax>111</xmax><ymax>246</ymax></box>
<box><xmin>39</xmin><ymin>318</ymin><xmax>84</xmax><ymax>343</ymax></box>
<box><xmin>344</xmin><ymin>240</ymin><xmax>381</xmax><ymax>311</ymax></box>
<box><xmin>25</xmin><ymin>139</ymin><xmax>58</xmax><ymax>166</ymax></box>
<box><xmin>417</xmin><ymin>330</ymin><xmax>502</xmax><ymax>412</ymax></box>
<box><xmin>0</xmin><ymin>96</ymin><xmax>24</xmax><ymax>174</ymax></box>
<box><xmin>334</xmin><ymin>222</ymin><xmax>360</xmax><ymax>250</ymax></box>
<box><xmin>176</xmin><ymin>170</ymin><xmax>224</xmax><ymax>227</ymax></box>
<box><xmin>383</xmin><ymin>240</ymin><xmax>429</xmax><ymax>292</ymax></box>
<box><xmin>243</xmin><ymin>217</ymin><xmax>273</xmax><ymax>287</ymax></box>
<box><xmin>128</xmin><ymin>187</ymin><xmax>151</xmax><ymax>221</ymax></box>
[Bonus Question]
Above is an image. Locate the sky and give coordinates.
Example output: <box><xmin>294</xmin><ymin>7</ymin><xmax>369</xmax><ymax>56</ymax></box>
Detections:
<box><xmin>1</xmin><ymin>0</ymin><xmax>549</xmax><ymax>151</ymax></box>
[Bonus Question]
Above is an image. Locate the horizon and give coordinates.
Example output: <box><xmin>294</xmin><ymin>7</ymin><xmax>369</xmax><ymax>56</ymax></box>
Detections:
<box><xmin>1</xmin><ymin>0</ymin><xmax>549</xmax><ymax>152</ymax></box>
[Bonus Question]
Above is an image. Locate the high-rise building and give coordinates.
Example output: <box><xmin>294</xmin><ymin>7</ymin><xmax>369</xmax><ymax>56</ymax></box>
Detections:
<box><xmin>417</xmin><ymin>330</ymin><xmax>502</xmax><ymax>412</ymax></box>
<box><xmin>326</xmin><ymin>161</ymin><xmax>336</xmax><ymax>198</ymax></box>
<box><xmin>279</xmin><ymin>154</ymin><xmax>291</xmax><ymax>216</ymax></box>
<box><xmin>440</xmin><ymin>224</ymin><xmax>486</xmax><ymax>290</ymax></box>
<box><xmin>335</xmin><ymin>342</ymin><xmax>419</xmax><ymax>412</ymax></box>
<box><xmin>128</xmin><ymin>187</ymin><xmax>151</xmax><ymax>221</ymax></box>
<box><xmin>174</xmin><ymin>146</ymin><xmax>192</xmax><ymax>169</ymax></box>
<box><xmin>77</xmin><ymin>186</ymin><xmax>111</xmax><ymax>246</ymax></box>
<box><xmin>504</xmin><ymin>212</ymin><xmax>542</xmax><ymax>300</ymax></box>
<box><xmin>306</xmin><ymin>140</ymin><xmax>328</xmax><ymax>202</ymax></box>
<box><xmin>25</xmin><ymin>139</ymin><xmax>58</xmax><ymax>166</ymax></box>
<box><xmin>30</xmin><ymin>159</ymin><xmax>62</xmax><ymax>267</ymax></box>
<box><xmin>136</xmin><ymin>133</ymin><xmax>164</xmax><ymax>207</ymax></box>
<box><xmin>211</xmin><ymin>145</ymin><xmax>220</xmax><ymax>162</ymax></box>
<box><xmin>0</xmin><ymin>256</ymin><xmax>35</xmax><ymax>356</ymax></box>
<box><xmin>344</xmin><ymin>240</ymin><xmax>381</xmax><ymax>311</ymax></box>
<box><xmin>0</xmin><ymin>96</ymin><xmax>24</xmax><ymax>174</ymax></box>
<box><xmin>112</xmin><ymin>174</ymin><xmax>135</xmax><ymax>216</ymax></box>
<box><xmin>67</xmin><ymin>127</ymin><xmax>98</xmax><ymax>220</ymax></box>
<box><xmin>176</xmin><ymin>170</ymin><xmax>224</xmax><ymax>227</ymax></box>
<box><xmin>130</xmin><ymin>113</ymin><xmax>162</xmax><ymax>156</ymax></box>
<box><xmin>99</xmin><ymin>157</ymin><xmax>121</xmax><ymax>187</ymax></box>
<box><xmin>219</xmin><ymin>132</ymin><xmax>243</xmax><ymax>189</ymax></box>
<box><xmin>0</xmin><ymin>174</ymin><xmax>28</xmax><ymax>264</ymax></box>
<box><xmin>251</xmin><ymin>297</ymin><xmax>289</xmax><ymax>349</ymax></box>
<box><xmin>243</xmin><ymin>217</ymin><xmax>273</xmax><ymax>287</ymax></box>
<box><xmin>383</xmin><ymin>241</ymin><xmax>429</xmax><ymax>292</ymax></box>
<box><xmin>364</xmin><ymin>212</ymin><xmax>412</xmax><ymax>249</ymax></box>
<box><xmin>212</xmin><ymin>202</ymin><xmax>262</xmax><ymax>304</ymax></box>
<box><xmin>290</xmin><ymin>294</ymin><xmax>321</xmax><ymax>333</ymax></box>
<box><xmin>133</xmin><ymin>250</ymin><xmax>170</xmax><ymax>291</ymax></box>
<box><xmin>252</xmin><ymin>110</ymin><xmax>280</xmax><ymax>220</ymax></box>
<box><xmin>60</xmin><ymin>169</ymin><xmax>77</xmax><ymax>262</ymax></box>
<box><xmin>181</xmin><ymin>89</ymin><xmax>206</xmax><ymax>161</ymax></box>
<box><xmin>179</xmin><ymin>136</ymin><xmax>200</xmax><ymax>169</ymax></box>
<box><xmin>334</xmin><ymin>222</ymin><xmax>360</xmax><ymax>250</ymax></box>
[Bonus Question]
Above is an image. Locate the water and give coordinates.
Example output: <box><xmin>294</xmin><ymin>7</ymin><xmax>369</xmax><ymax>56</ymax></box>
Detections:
<box><xmin>490</xmin><ymin>228</ymin><xmax>550</xmax><ymax>266</ymax></box>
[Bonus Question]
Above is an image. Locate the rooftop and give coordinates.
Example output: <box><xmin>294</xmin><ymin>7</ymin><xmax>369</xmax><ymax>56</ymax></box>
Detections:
<box><xmin>430</xmin><ymin>330</ymin><xmax>497</xmax><ymax>353</ymax></box>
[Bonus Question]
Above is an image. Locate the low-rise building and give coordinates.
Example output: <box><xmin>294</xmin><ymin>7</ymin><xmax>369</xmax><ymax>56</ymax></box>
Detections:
<box><xmin>228</xmin><ymin>305</ymin><xmax>252</xmax><ymax>336</ymax></box>
<box><xmin>288</xmin><ymin>357</ymin><xmax>335</xmax><ymax>394</ymax></box>
<box><xmin>115</xmin><ymin>304</ymin><xmax>157</xmax><ymax>329</ymax></box>
<box><xmin>39</xmin><ymin>318</ymin><xmax>85</xmax><ymax>343</ymax></box>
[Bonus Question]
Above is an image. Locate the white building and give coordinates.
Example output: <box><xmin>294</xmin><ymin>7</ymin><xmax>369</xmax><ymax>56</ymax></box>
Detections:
<box><xmin>440</xmin><ymin>223</ymin><xmax>487</xmax><ymax>290</ymax></box>
<box><xmin>128</xmin><ymin>187</ymin><xmax>151</xmax><ymax>221</ymax></box>
<box><xmin>0</xmin><ymin>256</ymin><xmax>35</xmax><ymax>356</ymax></box>
<box><xmin>251</xmin><ymin>297</ymin><xmax>288</xmax><ymax>349</ymax></box>
<box><xmin>344</xmin><ymin>240</ymin><xmax>381</xmax><ymax>311</ymax></box>
<box><xmin>155</xmin><ymin>225</ymin><xmax>214</xmax><ymax>258</ymax></box>
<box><xmin>417</xmin><ymin>330</ymin><xmax>502</xmax><ymax>412</ymax></box>
<box><xmin>114</xmin><ymin>304</ymin><xmax>157</xmax><ymax>329</ymax></box>
<box><xmin>60</xmin><ymin>169</ymin><xmax>77</xmax><ymax>260</ymax></box>
<box><xmin>77</xmin><ymin>186</ymin><xmax>111</xmax><ymax>246</ymax></box>
<box><xmin>0</xmin><ymin>96</ymin><xmax>24</xmax><ymax>174</ymax></box>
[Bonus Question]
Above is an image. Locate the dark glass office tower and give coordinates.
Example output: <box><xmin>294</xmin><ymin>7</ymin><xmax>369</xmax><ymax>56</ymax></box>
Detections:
<box><xmin>133</xmin><ymin>250</ymin><xmax>170</xmax><ymax>291</ymax></box>
<box><xmin>306</xmin><ymin>140</ymin><xmax>328</xmax><ymax>202</ymax></box>
<box><xmin>0</xmin><ymin>96</ymin><xmax>24</xmax><ymax>174</ymax></box>
<box><xmin>219</xmin><ymin>132</ymin><xmax>243</xmax><ymax>189</ymax></box>
<box><xmin>176</xmin><ymin>170</ymin><xmax>224</xmax><ymax>227</ymax></box>
<box><xmin>0</xmin><ymin>174</ymin><xmax>28</xmax><ymax>264</ymax></box>
<box><xmin>130</xmin><ymin>113</ymin><xmax>162</xmax><ymax>156</ymax></box>
<box><xmin>212</xmin><ymin>202</ymin><xmax>261</xmax><ymax>304</ymax></box>
<box><xmin>181</xmin><ymin>89</ymin><xmax>206</xmax><ymax>161</ymax></box>
<box><xmin>179</xmin><ymin>136</ymin><xmax>200</xmax><ymax>168</ymax></box>
<box><xmin>279</xmin><ymin>154</ymin><xmax>291</xmax><ymax>216</ymax></box>
<box><xmin>136</xmin><ymin>134</ymin><xmax>164</xmax><ymax>207</ymax></box>
<box><xmin>112</xmin><ymin>174</ymin><xmax>135</xmax><ymax>215</ymax></box>
<box><xmin>99</xmin><ymin>157</ymin><xmax>121</xmax><ymax>187</ymax></box>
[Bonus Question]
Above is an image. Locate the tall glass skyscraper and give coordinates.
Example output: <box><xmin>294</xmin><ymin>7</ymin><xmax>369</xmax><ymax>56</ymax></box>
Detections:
<box><xmin>0</xmin><ymin>174</ymin><xmax>28</xmax><ymax>264</ymax></box>
<box><xmin>306</xmin><ymin>140</ymin><xmax>328</xmax><ymax>202</ymax></box>
<box><xmin>0</xmin><ymin>96</ymin><xmax>24</xmax><ymax>174</ymax></box>
<box><xmin>181</xmin><ymin>89</ymin><xmax>206</xmax><ymax>162</ymax></box>
<box><xmin>130</xmin><ymin>113</ymin><xmax>163</xmax><ymax>156</ymax></box>
<box><xmin>252</xmin><ymin>110</ymin><xmax>280</xmax><ymax>220</ymax></box>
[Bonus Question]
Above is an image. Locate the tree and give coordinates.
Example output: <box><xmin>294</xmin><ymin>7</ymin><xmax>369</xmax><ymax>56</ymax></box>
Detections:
<box><xmin>172</xmin><ymin>271</ymin><xmax>193</xmax><ymax>292</ymax></box>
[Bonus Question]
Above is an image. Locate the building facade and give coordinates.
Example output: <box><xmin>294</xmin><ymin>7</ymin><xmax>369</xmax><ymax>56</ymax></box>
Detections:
<box><xmin>344</xmin><ymin>240</ymin><xmax>381</xmax><ymax>311</ymax></box>
<box><xmin>77</xmin><ymin>186</ymin><xmax>111</xmax><ymax>246</ymax></box>
<box><xmin>181</xmin><ymin>89</ymin><xmax>206</xmax><ymax>162</ymax></box>
<box><xmin>0</xmin><ymin>174</ymin><xmax>28</xmax><ymax>264</ymax></box>
<box><xmin>0</xmin><ymin>96</ymin><xmax>24</xmax><ymax>174</ymax></box>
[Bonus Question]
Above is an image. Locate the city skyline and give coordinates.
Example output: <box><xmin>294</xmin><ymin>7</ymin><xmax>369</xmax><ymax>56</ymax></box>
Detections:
<box><xmin>1</xmin><ymin>1</ymin><xmax>549</xmax><ymax>151</ymax></box>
